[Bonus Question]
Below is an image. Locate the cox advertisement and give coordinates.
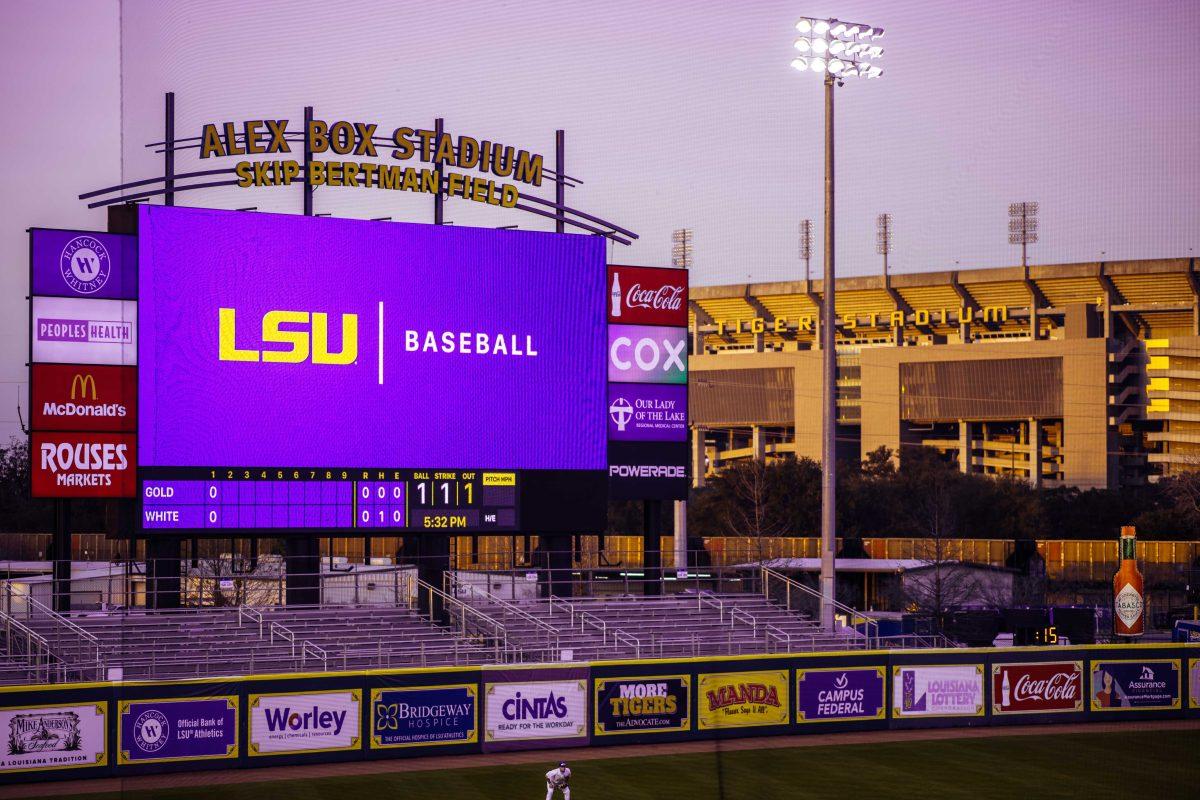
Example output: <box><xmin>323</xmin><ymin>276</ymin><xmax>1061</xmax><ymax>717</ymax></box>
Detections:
<box><xmin>697</xmin><ymin>670</ymin><xmax>789</xmax><ymax>730</ymax></box>
<box><xmin>249</xmin><ymin>690</ymin><xmax>360</xmax><ymax>756</ymax></box>
<box><xmin>0</xmin><ymin>703</ymin><xmax>107</xmax><ymax>773</ymax></box>
<box><xmin>796</xmin><ymin>667</ymin><xmax>886</xmax><ymax>723</ymax></box>
<box><xmin>1090</xmin><ymin>660</ymin><xmax>1181</xmax><ymax>711</ymax></box>
<box><xmin>31</xmin><ymin>297</ymin><xmax>137</xmax><ymax>366</ymax></box>
<box><xmin>594</xmin><ymin>676</ymin><xmax>690</xmax><ymax>736</ymax></box>
<box><xmin>31</xmin><ymin>364</ymin><xmax>136</xmax><ymax>432</ymax></box>
<box><xmin>370</xmin><ymin>685</ymin><xmax>478</xmax><ymax>748</ymax></box>
<box><xmin>608</xmin><ymin>324</ymin><xmax>687</xmax><ymax>384</ymax></box>
<box><xmin>31</xmin><ymin>228</ymin><xmax>137</xmax><ymax>299</ymax></box>
<box><xmin>893</xmin><ymin>665</ymin><xmax>985</xmax><ymax>718</ymax></box>
<box><xmin>31</xmin><ymin>432</ymin><xmax>136</xmax><ymax>498</ymax></box>
<box><xmin>118</xmin><ymin>697</ymin><xmax>237</xmax><ymax>764</ymax></box>
<box><xmin>484</xmin><ymin>678</ymin><xmax>587</xmax><ymax>744</ymax></box>
<box><xmin>138</xmin><ymin>206</ymin><xmax>605</xmax><ymax>472</ymax></box>
<box><xmin>608</xmin><ymin>265</ymin><xmax>687</xmax><ymax>326</ymax></box>
<box><xmin>991</xmin><ymin>661</ymin><xmax>1083</xmax><ymax>715</ymax></box>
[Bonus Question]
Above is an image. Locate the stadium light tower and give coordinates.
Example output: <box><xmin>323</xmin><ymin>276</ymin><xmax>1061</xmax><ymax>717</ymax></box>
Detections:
<box><xmin>799</xmin><ymin>219</ymin><xmax>813</xmax><ymax>281</ymax></box>
<box><xmin>792</xmin><ymin>16</ymin><xmax>884</xmax><ymax>631</ymax></box>
<box><xmin>877</xmin><ymin>213</ymin><xmax>893</xmax><ymax>277</ymax></box>
<box><xmin>672</xmin><ymin>228</ymin><xmax>694</xmax><ymax>269</ymax></box>
<box><xmin>1009</xmin><ymin>201</ymin><xmax>1039</xmax><ymax>272</ymax></box>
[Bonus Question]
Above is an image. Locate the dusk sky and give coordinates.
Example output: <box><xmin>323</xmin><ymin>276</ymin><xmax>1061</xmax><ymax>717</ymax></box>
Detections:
<box><xmin>1</xmin><ymin>0</ymin><xmax>1197</xmax><ymax>439</ymax></box>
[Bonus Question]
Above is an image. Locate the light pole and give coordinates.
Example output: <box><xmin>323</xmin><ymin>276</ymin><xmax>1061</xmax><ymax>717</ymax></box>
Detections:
<box><xmin>799</xmin><ymin>219</ymin><xmax>813</xmax><ymax>281</ymax></box>
<box><xmin>792</xmin><ymin>17</ymin><xmax>884</xmax><ymax>631</ymax></box>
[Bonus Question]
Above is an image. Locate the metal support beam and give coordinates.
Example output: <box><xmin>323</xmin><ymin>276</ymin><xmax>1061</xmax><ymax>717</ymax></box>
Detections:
<box><xmin>302</xmin><ymin>106</ymin><xmax>314</xmax><ymax>216</ymax></box>
<box><xmin>555</xmin><ymin>130</ymin><xmax>565</xmax><ymax>234</ymax></box>
<box><xmin>164</xmin><ymin>92</ymin><xmax>175</xmax><ymax>207</ymax></box>
<box><xmin>434</xmin><ymin>117</ymin><xmax>444</xmax><ymax>224</ymax></box>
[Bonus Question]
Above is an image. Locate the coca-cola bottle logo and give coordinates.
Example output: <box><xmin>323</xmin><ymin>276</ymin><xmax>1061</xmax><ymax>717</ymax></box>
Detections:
<box><xmin>625</xmin><ymin>283</ymin><xmax>684</xmax><ymax>312</ymax></box>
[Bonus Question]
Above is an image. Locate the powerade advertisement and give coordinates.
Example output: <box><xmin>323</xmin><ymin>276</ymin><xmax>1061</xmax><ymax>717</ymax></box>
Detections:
<box><xmin>249</xmin><ymin>690</ymin><xmax>360</xmax><ymax>756</ymax></box>
<box><xmin>137</xmin><ymin>206</ymin><xmax>605</xmax><ymax>471</ymax></box>
<box><xmin>370</xmin><ymin>685</ymin><xmax>478</xmax><ymax>748</ymax></box>
<box><xmin>594</xmin><ymin>676</ymin><xmax>690</xmax><ymax>736</ymax></box>
<box><xmin>893</xmin><ymin>665</ymin><xmax>985</xmax><ymax>718</ymax></box>
<box><xmin>118</xmin><ymin>697</ymin><xmax>237</xmax><ymax>764</ymax></box>
<box><xmin>1090</xmin><ymin>660</ymin><xmax>1181</xmax><ymax>711</ymax></box>
<box><xmin>0</xmin><ymin>703</ymin><xmax>107</xmax><ymax>773</ymax></box>
<box><xmin>796</xmin><ymin>667</ymin><xmax>886</xmax><ymax>723</ymax></box>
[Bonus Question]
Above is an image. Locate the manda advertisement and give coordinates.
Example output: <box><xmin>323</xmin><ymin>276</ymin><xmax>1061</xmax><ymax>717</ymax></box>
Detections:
<box><xmin>371</xmin><ymin>685</ymin><xmax>478</xmax><ymax>748</ymax></box>
<box><xmin>249</xmin><ymin>690</ymin><xmax>360</xmax><ymax>756</ymax></box>
<box><xmin>118</xmin><ymin>697</ymin><xmax>237</xmax><ymax>764</ymax></box>
<box><xmin>484</xmin><ymin>678</ymin><xmax>587</xmax><ymax>744</ymax></box>
<box><xmin>697</xmin><ymin>670</ymin><xmax>789</xmax><ymax>730</ymax></box>
<box><xmin>893</xmin><ymin>665</ymin><xmax>985</xmax><ymax>718</ymax></box>
<box><xmin>0</xmin><ymin>703</ymin><xmax>107</xmax><ymax>773</ymax></box>
<box><xmin>1090</xmin><ymin>660</ymin><xmax>1181</xmax><ymax>711</ymax></box>
<box><xmin>991</xmin><ymin>661</ymin><xmax>1083</xmax><ymax>715</ymax></box>
<box><xmin>594</xmin><ymin>676</ymin><xmax>690</xmax><ymax>736</ymax></box>
<box><xmin>796</xmin><ymin>667</ymin><xmax>886</xmax><ymax>723</ymax></box>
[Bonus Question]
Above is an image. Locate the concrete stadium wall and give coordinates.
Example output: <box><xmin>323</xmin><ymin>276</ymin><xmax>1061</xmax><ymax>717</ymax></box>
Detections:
<box><xmin>2</xmin><ymin>644</ymin><xmax>1197</xmax><ymax>786</ymax></box>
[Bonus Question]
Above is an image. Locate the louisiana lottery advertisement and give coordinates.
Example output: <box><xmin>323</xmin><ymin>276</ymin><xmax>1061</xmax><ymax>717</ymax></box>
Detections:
<box><xmin>0</xmin><ymin>703</ymin><xmax>107</xmax><ymax>773</ymax></box>
<box><xmin>249</xmin><ymin>690</ymin><xmax>360</xmax><ymax>756</ymax></box>
<box><xmin>893</xmin><ymin>665</ymin><xmax>984</xmax><ymax>718</ymax></box>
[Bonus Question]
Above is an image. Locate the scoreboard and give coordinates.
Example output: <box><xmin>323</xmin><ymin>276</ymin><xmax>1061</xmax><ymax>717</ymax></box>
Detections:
<box><xmin>141</xmin><ymin>470</ymin><xmax>518</xmax><ymax>532</ymax></box>
<box><xmin>134</xmin><ymin>206</ymin><xmax>607</xmax><ymax>535</ymax></box>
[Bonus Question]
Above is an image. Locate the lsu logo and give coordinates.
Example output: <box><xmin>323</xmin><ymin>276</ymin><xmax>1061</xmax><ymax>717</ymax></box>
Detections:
<box><xmin>219</xmin><ymin>308</ymin><xmax>357</xmax><ymax>364</ymax></box>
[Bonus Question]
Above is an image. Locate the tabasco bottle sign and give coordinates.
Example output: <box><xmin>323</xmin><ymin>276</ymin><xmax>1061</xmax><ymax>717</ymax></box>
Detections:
<box><xmin>1115</xmin><ymin>583</ymin><xmax>1144</xmax><ymax>629</ymax></box>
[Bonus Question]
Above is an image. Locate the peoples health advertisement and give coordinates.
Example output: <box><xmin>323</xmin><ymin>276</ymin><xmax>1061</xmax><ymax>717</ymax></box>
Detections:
<box><xmin>796</xmin><ymin>667</ymin><xmax>886</xmax><ymax>723</ymax></box>
<box><xmin>483</xmin><ymin>678</ymin><xmax>587</xmax><ymax>745</ymax></box>
<box><xmin>137</xmin><ymin>206</ymin><xmax>605</xmax><ymax>471</ymax></box>
<box><xmin>118</xmin><ymin>697</ymin><xmax>237</xmax><ymax>764</ymax></box>
<box><xmin>249</xmin><ymin>690</ymin><xmax>360</xmax><ymax>756</ymax></box>
<box><xmin>893</xmin><ymin>665</ymin><xmax>985</xmax><ymax>718</ymax></box>
<box><xmin>370</xmin><ymin>685</ymin><xmax>478</xmax><ymax>748</ymax></box>
<box><xmin>0</xmin><ymin>703</ymin><xmax>107</xmax><ymax>773</ymax></box>
<box><xmin>697</xmin><ymin>670</ymin><xmax>789</xmax><ymax>730</ymax></box>
<box><xmin>1090</xmin><ymin>660</ymin><xmax>1181</xmax><ymax>711</ymax></box>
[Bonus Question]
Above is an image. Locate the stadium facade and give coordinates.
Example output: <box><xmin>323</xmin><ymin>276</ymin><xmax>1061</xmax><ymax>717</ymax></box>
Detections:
<box><xmin>687</xmin><ymin>257</ymin><xmax>1199</xmax><ymax>489</ymax></box>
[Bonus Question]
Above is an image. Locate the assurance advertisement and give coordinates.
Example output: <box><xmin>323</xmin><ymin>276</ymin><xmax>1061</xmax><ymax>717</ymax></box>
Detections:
<box><xmin>893</xmin><ymin>664</ymin><xmax>985</xmax><ymax>718</ymax></box>
<box><xmin>118</xmin><ymin>697</ymin><xmax>237</xmax><ymax>764</ymax></box>
<box><xmin>249</xmin><ymin>690</ymin><xmax>360</xmax><ymax>756</ymax></box>
<box><xmin>608</xmin><ymin>265</ymin><xmax>687</xmax><ymax>327</ymax></box>
<box><xmin>1090</xmin><ymin>659</ymin><xmax>1181</xmax><ymax>711</ymax></box>
<box><xmin>796</xmin><ymin>667</ymin><xmax>886</xmax><ymax>723</ymax></box>
<box><xmin>31</xmin><ymin>431</ymin><xmax>136</xmax><ymax>498</ymax></box>
<box><xmin>484</xmin><ymin>679</ymin><xmax>587</xmax><ymax>743</ymax></box>
<box><xmin>370</xmin><ymin>685</ymin><xmax>478</xmax><ymax>748</ymax></box>
<box><xmin>0</xmin><ymin>703</ymin><xmax>107</xmax><ymax>773</ymax></box>
<box><xmin>31</xmin><ymin>364</ymin><xmax>136</xmax><ymax>432</ymax></box>
<box><xmin>594</xmin><ymin>675</ymin><xmax>690</xmax><ymax>736</ymax></box>
<box><xmin>697</xmin><ymin>670</ymin><xmax>789</xmax><ymax>730</ymax></box>
<box><xmin>991</xmin><ymin>661</ymin><xmax>1084</xmax><ymax>715</ymax></box>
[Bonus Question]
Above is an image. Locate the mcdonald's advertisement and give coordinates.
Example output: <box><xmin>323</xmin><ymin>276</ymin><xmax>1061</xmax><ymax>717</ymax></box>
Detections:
<box><xmin>31</xmin><ymin>364</ymin><xmax>136</xmax><ymax>432</ymax></box>
<box><xmin>137</xmin><ymin>205</ymin><xmax>605</xmax><ymax>473</ymax></box>
<box><xmin>697</xmin><ymin>670</ymin><xmax>789</xmax><ymax>730</ymax></box>
<box><xmin>31</xmin><ymin>432</ymin><xmax>136</xmax><ymax>498</ymax></box>
<box><xmin>594</xmin><ymin>676</ymin><xmax>690</xmax><ymax>736</ymax></box>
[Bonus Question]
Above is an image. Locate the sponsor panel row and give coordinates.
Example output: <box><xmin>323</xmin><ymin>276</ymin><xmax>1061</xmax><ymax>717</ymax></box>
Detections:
<box><xmin>3</xmin><ymin>653</ymin><xmax>1197</xmax><ymax>780</ymax></box>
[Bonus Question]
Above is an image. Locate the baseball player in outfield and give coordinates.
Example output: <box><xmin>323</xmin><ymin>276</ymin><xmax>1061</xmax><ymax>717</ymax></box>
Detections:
<box><xmin>545</xmin><ymin>761</ymin><xmax>571</xmax><ymax>800</ymax></box>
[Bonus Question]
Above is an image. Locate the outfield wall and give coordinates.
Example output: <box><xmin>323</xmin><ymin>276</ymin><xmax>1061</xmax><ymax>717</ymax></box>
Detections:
<box><xmin>2</xmin><ymin>644</ymin><xmax>1197</xmax><ymax>785</ymax></box>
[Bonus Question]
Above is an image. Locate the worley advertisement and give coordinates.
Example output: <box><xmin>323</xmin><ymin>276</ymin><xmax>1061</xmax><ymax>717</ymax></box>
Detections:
<box><xmin>697</xmin><ymin>670</ymin><xmax>789</xmax><ymax>730</ymax></box>
<box><xmin>796</xmin><ymin>667</ymin><xmax>886</xmax><ymax>723</ymax></box>
<box><xmin>118</xmin><ymin>697</ymin><xmax>237</xmax><ymax>764</ymax></box>
<box><xmin>893</xmin><ymin>665</ymin><xmax>985</xmax><ymax>718</ymax></box>
<box><xmin>0</xmin><ymin>703</ymin><xmax>107</xmax><ymax>773</ymax></box>
<box><xmin>1090</xmin><ymin>660</ymin><xmax>1181</xmax><ymax>711</ymax></box>
<box><xmin>371</xmin><ymin>685</ymin><xmax>478</xmax><ymax>748</ymax></box>
<box><xmin>991</xmin><ymin>661</ymin><xmax>1083</xmax><ymax>715</ymax></box>
<box><xmin>249</xmin><ymin>690</ymin><xmax>360</xmax><ymax>756</ymax></box>
<box><xmin>594</xmin><ymin>676</ymin><xmax>690</xmax><ymax>736</ymax></box>
<box><xmin>484</xmin><ymin>679</ymin><xmax>587</xmax><ymax>744</ymax></box>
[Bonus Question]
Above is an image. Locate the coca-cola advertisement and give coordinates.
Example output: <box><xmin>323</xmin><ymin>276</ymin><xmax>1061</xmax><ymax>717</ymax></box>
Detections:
<box><xmin>608</xmin><ymin>265</ymin><xmax>687</xmax><ymax>326</ymax></box>
<box><xmin>991</xmin><ymin>661</ymin><xmax>1084</xmax><ymax>715</ymax></box>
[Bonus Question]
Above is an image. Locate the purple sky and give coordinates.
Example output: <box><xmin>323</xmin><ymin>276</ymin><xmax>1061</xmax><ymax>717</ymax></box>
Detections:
<box><xmin>1</xmin><ymin>0</ymin><xmax>1197</xmax><ymax>439</ymax></box>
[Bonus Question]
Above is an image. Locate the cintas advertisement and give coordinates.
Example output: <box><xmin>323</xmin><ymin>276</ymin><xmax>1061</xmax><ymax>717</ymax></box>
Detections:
<box><xmin>248</xmin><ymin>690</ymin><xmax>360</xmax><ymax>756</ymax></box>
<box><xmin>991</xmin><ymin>661</ymin><xmax>1084</xmax><ymax>715</ymax></box>
<box><xmin>484</xmin><ymin>678</ymin><xmax>587</xmax><ymax>745</ymax></box>
<box><xmin>31</xmin><ymin>432</ymin><xmax>136</xmax><ymax>498</ymax></box>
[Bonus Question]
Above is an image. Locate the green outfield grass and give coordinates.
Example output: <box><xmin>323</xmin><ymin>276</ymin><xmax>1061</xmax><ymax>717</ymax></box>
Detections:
<box><xmin>51</xmin><ymin>729</ymin><xmax>1200</xmax><ymax>800</ymax></box>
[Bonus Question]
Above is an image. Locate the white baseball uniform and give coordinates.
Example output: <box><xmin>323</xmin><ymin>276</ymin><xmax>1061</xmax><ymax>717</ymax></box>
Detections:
<box><xmin>545</xmin><ymin>766</ymin><xmax>571</xmax><ymax>800</ymax></box>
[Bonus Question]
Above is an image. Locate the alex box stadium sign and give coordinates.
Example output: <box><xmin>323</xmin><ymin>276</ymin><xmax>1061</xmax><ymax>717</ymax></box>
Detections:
<box><xmin>31</xmin><ymin>432</ymin><xmax>136</xmax><ymax>498</ymax></box>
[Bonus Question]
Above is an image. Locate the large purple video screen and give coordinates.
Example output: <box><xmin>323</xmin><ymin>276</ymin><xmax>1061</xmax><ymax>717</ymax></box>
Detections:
<box><xmin>138</xmin><ymin>206</ymin><xmax>605</xmax><ymax>472</ymax></box>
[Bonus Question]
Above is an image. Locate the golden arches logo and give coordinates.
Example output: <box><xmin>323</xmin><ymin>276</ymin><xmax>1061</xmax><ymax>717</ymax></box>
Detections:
<box><xmin>70</xmin><ymin>373</ymin><xmax>97</xmax><ymax>401</ymax></box>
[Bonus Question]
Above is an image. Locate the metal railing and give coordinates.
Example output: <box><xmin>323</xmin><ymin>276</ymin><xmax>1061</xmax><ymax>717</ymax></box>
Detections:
<box><xmin>444</xmin><ymin>572</ymin><xmax>562</xmax><ymax>657</ymax></box>
<box><xmin>760</xmin><ymin>566</ymin><xmax>880</xmax><ymax>649</ymax></box>
<box><xmin>2</xmin><ymin>585</ymin><xmax>106</xmax><ymax>679</ymax></box>
<box><xmin>0</xmin><ymin>610</ymin><xmax>56</xmax><ymax>683</ymax></box>
<box><xmin>412</xmin><ymin>579</ymin><xmax>511</xmax><ymax>664</ymax></box>
<box><xmin>548</xmin><ymin>595</ymin><xmax>641</xmax><ymax>659</ymax></box>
